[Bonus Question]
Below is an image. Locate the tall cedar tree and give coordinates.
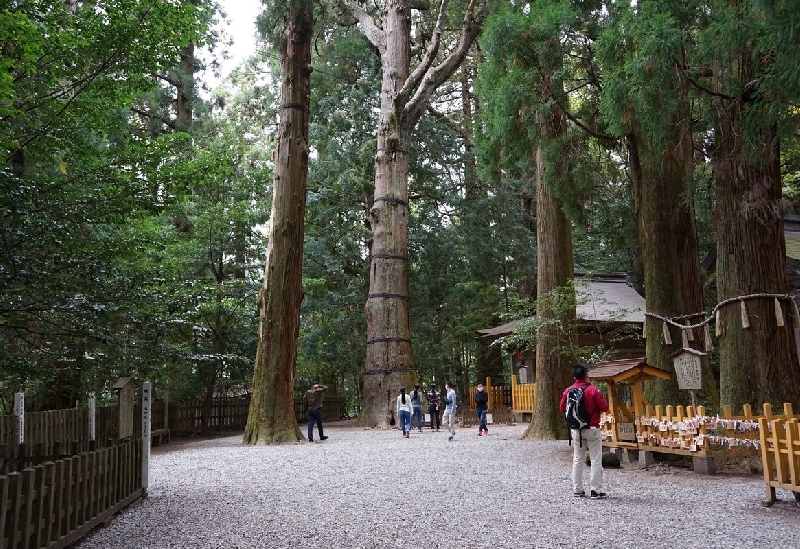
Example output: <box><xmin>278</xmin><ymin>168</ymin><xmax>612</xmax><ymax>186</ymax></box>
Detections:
<box><xmin>244</xmin><ymin>0</ymin><xmax>313</xmax><ymax>443</ymax></box>
<box><xmin>345</xmin><ymin>0</ymin><xmax>487</xmax><ymax>427</ymax></box>
<box><xmin>706</xmin><ymin>1</ymin><xmax>800</xmax><ymax>410</ymax></box>
<box><xmin>598</xmin><ymin>1</ymin><xmax>718</xmax><ymax>407</ymax></box>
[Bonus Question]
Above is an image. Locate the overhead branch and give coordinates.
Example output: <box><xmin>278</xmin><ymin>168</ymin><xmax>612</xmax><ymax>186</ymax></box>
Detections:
<box><xmin>557</xmin><ymin>96</ymin><xmax>616</xmax><ymax>142</ymax></box>
<box><xmin>518</xmin><ymin>39</ymin><xmax>615</xmax><ymax>142</ymax></box>
<box><xmin>342</xmin><ymin>0</ymin><xmax>386</xmax><ymax>54</ymax></box>
<box><xmin>426</xmin><ymin>105</ymin><xmax>468</xmax><ymax>141</ymax></box>
<box><xmin>152</xmin><ymin>71</ymin><xmax>181</xmax><ymax>88</ymax></box>
<box><xmin>130</xmin><ymin>106</ymin><xmax>176</xmax><ymax>129</ymax></box>
<box><xmin>677</xmin><ymin>62</ymin><xmax>735</xmax><ymax>100</ymax></box>
<box><xmin>405</xmin><ymin>0</ymin><xmax>487</xmax><ymax>124</ymax></box>
<box><xmin>397</xmin><ymin>0</ymin><xmax>450</xmax><ymax>106</ymax></box>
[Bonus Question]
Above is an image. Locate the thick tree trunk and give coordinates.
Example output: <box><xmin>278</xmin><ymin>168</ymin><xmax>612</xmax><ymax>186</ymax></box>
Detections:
<box><xmin>625</xmin><ymin>57</ymin><xmax>718</xmax><ymax>408</ymax></box>
<box><xmin>350</xmin><ymin>0</ymin><xmax>486</xmax><ymax>426</ymax></box>
<box><xmin>713</xmin><ymin>101</ymin><xmax>800</xmax><ymax>411</ymax></box>
<box><xmin>359</xmin><ymin>0</ymin><xmax>417</xmax><ymax>427</ymax></box>
<box><xmin>175</xmin><ymin>43</ymin><xmax>195</xmax><ymax>132</ymax></box>
<box><xmin>243</xmin><ymin>1</ymin><xmax>312</xmax><ymax>444</ymax></box>
<box><xmin>628</xmin><ymin>138</ymin><xmax>717</xmax><ymax>406</ymax></box>
<box><xmin>528</xmin><ymin>137</ymin><xmax>575</xmax><ymax>440</ymax></box>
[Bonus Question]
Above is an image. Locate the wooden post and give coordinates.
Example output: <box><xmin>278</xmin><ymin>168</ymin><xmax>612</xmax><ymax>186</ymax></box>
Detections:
<box><xmin>163</xmin><ymin>390</ymin><xmax>170</xmax><ymax>431</ymax></box>
<box><xmin>141</xmin><ymin>381</ymin><xmax>152</xmax><ymax>495</ymax></box>
<box><xmin>113</xmin><ymin>378</ymin><xmax>137</xmax><ymax>440</ymax></box>
<box><xmin>88</xmin><ymin>392</ymin><xmax>96</xmax><ymax>442</ymax></box>
<box><xmin>13</xmin><ymin>392</ymin><xmax>24</xmax><ymax>444</ymax></box>
<box><xmin>759</xmin><ymin>416</ymin><xmax>777</xmax><ymax>507</ymax></box>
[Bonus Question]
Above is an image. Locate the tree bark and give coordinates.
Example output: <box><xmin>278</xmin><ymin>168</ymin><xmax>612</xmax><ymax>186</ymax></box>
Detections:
<box><xmin>175</xmin><ymin>43</ymin><xmax>195</xmax><ymax>132</ymax></box>
<box><xmin>350</xmin><ymin>0</ymin><xmax>487</xmax><ymax>427</ymax></box>
<box><xmin>623</xmin><ymin>51</ymin><xmax>718</xmax><ymax>408</ymax></box>
<box><xmin>527</xmin><ymin>140</ymin><xmax>575</xmax><ymax>440</ymax></box>
<box><xmin>712</xmin><ymin>72</ymin><xmax>800</xmax><ymax>410</ymax></box>
<box><xmin>243</xmin><ymin>0</ymin><xmax>312</xmax><ymax>444</ymax></box>
<box><xmin>359</xmin><ymin>0</ymin><xmax>418</xmax><ymax>427</ymax></box>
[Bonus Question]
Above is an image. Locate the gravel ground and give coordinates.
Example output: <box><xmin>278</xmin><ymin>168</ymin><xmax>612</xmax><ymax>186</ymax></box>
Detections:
<box><xmin>76</xmin><ymin>422</ymin><xmax>800</xmax><ymax>549</ymax></box>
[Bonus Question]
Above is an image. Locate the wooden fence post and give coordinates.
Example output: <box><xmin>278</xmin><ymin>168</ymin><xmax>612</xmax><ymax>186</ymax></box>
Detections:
<box><xmin>163</xmin><ymin>390</ymin><xmax>170</xmax><ymax>431</ymax></box>
<box><xmin>13</xmin><ymin>392</ymin><xmax>24</xmax><ymax>445</ymax></box>
<box><xmin>141</xmin><ymin>381</ymin><xmax>152</xmax><ymax>495</ymax></box>
<box><xmin>88</xmin><ymin>392</ymin><xmax>96</xmax><ymax>443</ymax></box>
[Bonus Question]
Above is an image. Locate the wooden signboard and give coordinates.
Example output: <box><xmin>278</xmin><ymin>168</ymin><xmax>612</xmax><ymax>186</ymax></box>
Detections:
<box><xmin>114</xmin><ymin>377</ymin><xmax>137</xmax><ymax>440</ymax></box>
<box><xmin>617</xmin><ymin>422</ymin><xmax>636</xmax><ymax>442</ymax></box>
<box><xmin>13</xmin><ymin>392</ymin><xmax>24</xmax><ymax>444</ymax></box>
<box><xmin>671</xmin><ymin>348</ymin><xmax>704</xmax><ymax>391</ymax></box>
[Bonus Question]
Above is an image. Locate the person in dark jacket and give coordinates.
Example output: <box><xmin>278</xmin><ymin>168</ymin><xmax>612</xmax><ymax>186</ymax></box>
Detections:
<box><xmin>558</xmin><ymin>364</ymin><xmax>609</xmax><ymax>498</ymax></box>
<box><xmin>306</xmin><ymin>382</ymin><xmax>329</xmax><ymax>443</ymax></box>
<box><xmin>427</xmin><ymin>384</ymin><xmax>441</xmax><ymax>431</ymax></box>
<box><xmin>474</xmin><ymin>383</ymin><xmax>489</xmax><ymax>436</ymax></box>
<box><xmin>410</xmin><ymin>384</ymin><xmax>424</xmax><ymax>433</ymax></box>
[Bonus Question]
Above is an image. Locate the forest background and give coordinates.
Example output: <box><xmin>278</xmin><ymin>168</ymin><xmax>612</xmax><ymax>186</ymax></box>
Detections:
<box><xmin>2</xmin><ymin>0</ymin><xmax>800</xmax><ymax>424</ymax></box>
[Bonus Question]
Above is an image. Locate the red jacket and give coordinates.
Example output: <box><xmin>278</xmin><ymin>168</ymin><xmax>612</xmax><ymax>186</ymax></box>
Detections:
<box><xmin>558</xmin><ymin>381</ymin><xmax>609</xmax><ymax>428</ymax></box>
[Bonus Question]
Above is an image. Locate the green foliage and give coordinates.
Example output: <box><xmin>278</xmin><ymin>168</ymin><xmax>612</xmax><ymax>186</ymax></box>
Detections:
<box><xmin>596</xmin><ymin>2</ymin><xmax>692</xmax><ymax>145</ymax></box>
<box><xmin>0</xmin><ymin>0</ymin><xmax>267</xmax><ymax>411</ymax></box>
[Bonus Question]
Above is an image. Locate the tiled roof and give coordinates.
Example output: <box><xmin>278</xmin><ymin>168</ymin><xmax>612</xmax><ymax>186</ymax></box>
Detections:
<box><xmin>588</xmin><ymin>358</ymin><xmax>671</xmax><ymax>383</ymax></box>
<box><xmin>475</xmin><ymin>276</ymin><xmax>645</xmax><ymax>341</ymax></box>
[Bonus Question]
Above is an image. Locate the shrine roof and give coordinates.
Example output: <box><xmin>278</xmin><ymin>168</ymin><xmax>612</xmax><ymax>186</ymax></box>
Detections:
<box><xmin>588</xmin><ymin>358</ymin><xmax>671</xmax><ymax>383</ymax></box>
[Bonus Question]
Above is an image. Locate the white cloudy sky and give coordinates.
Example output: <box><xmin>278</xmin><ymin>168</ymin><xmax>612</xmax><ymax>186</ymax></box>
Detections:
<box><xmin>204</xmin><ymin>0</ymin><xmax>262</xmax><ymax>88</ymax></box>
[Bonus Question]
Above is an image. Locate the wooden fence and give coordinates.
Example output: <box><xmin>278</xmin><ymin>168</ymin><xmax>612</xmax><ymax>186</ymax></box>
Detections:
<box><xmin>166</xmin><ymin>394</ymin><xmax>347</xmax><ymax>433</ymax></box>
<box><xmin>758</xmin><ymin>403</ymin><xmax>800</xmax><ymax>506</ymax></box>
<box><xmin>600</xmin><ymin>401</ymin><xmax>800</xmax><ymax>461</ymax></box>
<box><xmin>167</xmin><ymin>397</ymin><xmax>251</xmax><ymax>433</ymax></box>
<box><xmin>511</xmin><ymin>375</ymin><xmax>535</xmax><ymax>414</ymax></box>
<box><xmin>0</xmin><ymin>438</ymin><xmax>143</xmax><ymax>549</ymax></box>
<box><xmin>459</xmin><ymin>408</ymin><xmax>513</xmax><ymax>427</ymax></box>
<box><xmin>466</xmin><ymin>378</ymin><xmax>512</xmax><ymax>410</ymax></box>
<box><xmin>2</xmin><ymin>393</ymin><xmax>348</xmax><ymax>455</ymax></box>
<box><xmin>1</xmin><ymin>408</ymin><xmax>119</xmax><ymax>476</ymax></box>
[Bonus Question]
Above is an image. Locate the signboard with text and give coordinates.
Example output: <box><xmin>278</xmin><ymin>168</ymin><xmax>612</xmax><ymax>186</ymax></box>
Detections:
<box><xmin>671</xmin><ymin>348</ymin><xmax>704</xmax><ymax>391</ymax></box>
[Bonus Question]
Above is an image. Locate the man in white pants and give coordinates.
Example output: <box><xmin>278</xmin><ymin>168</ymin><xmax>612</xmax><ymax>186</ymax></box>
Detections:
<box><xmin>442</xmin><ymin>381</ymin><xmax>457</xmax><ymax>441</ymax></box>
<box><xmin>559</xmin><ymin>364</ymin><xmax>609</xmax><ymax>499</ymax></box>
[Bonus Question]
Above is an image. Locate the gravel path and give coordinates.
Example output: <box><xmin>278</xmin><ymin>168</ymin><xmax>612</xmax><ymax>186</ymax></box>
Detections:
<box><xmin>76</xmin><ymin>422</ymin><xmax>800</xmax><ymax>549</ymax></box>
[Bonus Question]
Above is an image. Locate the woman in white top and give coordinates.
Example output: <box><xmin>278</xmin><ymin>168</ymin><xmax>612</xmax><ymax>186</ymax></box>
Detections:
<box><xmin>396</xmin><ymin>387</ymin><xmax>414</xmax><ymax>438</ymax></box>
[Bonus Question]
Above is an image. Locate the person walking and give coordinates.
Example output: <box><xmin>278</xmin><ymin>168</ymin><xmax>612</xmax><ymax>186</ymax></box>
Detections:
<box><xmin>396</xmin><ymin>387</ymin><xmax>414</xmax><ymax>438</ymax></box>
<box><xmin>559</xmin><ymin>364</ymin><xmax>609</xmax><ymax>499</ymax></box>
<box><xmin>442</xmin><ymin>381</ymin><xmax>457</xmax><ymax>441</ymax></box>
<box><xmin>427</xmin><ymin>384</ymin><xmax>441</xmax><ymax>431</ymax></box>
<box><xmin>410</xmin><ymin>384</ymin><xmax>424</xmax><ymax>433</ymax></box>
<box><xmin>306</xmin><ymin>382</ymin><xmax>329</xmax><ymax>443</ymax></box>
<box><xmin>474</xmin><ymin>383</ymin><xmax>489</xmax><ymax>436</ymax></box>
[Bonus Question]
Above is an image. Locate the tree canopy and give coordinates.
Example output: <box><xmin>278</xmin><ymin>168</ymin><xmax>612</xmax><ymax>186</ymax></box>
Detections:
<box><xmin>3</xmin><ymin>0</ymin><xmax>800</xmax><ymax>418</ymax></box>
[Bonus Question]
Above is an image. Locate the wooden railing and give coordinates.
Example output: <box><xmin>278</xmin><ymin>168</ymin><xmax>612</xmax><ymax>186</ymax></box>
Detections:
<box><xmin>466</xmin><ymin>378</ymin><xmax>512</xmax><ymax>410</ymax></box>
<box><xmin>0</xmin><ymin>407</ymin><xmax>117</xmax><ymax>449</ymax></box>
<box><xmin>758</xmin><ymin>403</ymin><xmax>800</xmax><ymax>506</ymax></box>
<box><xmin>166</xmin><ymin>394</ymin><xmax>348</xmax><ymax>433</ymax></box>
<box><xmin>459</xmin><ymin>408</ymin><xmax>513</xmax><ymax>427</ymax></box>
<box><xmin>511</xmin><ymin>375</ymin><xmax>535</xmax><ymax>414</ymax></box>
<box><xmin>1</xmin><ymin>408</ymin><xmax>120</xmax><ymax>475</ymax></box>
<box><xmin>600</xmin><ymin>402</ymin><xmax>799</xmax><ymax>461</ymax></box>
<box><xmin>0</xmin><ymin>438</ymin><xmax>143</xmax><ymax>549</ymax></box>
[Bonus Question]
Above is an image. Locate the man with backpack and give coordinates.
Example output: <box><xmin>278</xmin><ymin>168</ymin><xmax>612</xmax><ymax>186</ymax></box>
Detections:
<box><xmin>559</xmin><ymin>364</ymin><xmax>609</xmax><ymax>499</ymax></box>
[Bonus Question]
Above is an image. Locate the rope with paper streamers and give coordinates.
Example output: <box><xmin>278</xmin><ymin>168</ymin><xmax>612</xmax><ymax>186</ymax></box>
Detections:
<box><xmin>642</xmin><ymin>293</ymin><xmax>800</xmax><ymax>351</ymax></box>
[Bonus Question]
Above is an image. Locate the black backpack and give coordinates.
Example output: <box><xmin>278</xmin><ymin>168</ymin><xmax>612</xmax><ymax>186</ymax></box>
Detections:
<box><xmin>565</xmin><ymin>383</ymin><xmax>591</xmax><ymax>430</ymax></box>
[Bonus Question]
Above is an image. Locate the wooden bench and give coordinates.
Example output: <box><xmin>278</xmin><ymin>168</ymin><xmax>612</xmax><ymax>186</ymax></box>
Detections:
<box><xmin>151</xmin><ymin>428</ymin><xmax>170</xmax><ymax>446</ymax></box>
